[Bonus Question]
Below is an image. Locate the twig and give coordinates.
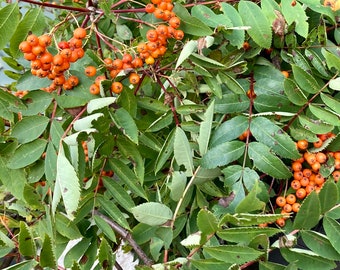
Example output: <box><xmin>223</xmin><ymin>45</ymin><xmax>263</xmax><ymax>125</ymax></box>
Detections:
<box><xmin>93</xmin><ymin>210</ymin><xmax>154</xmax><ymax>266</ymax></box>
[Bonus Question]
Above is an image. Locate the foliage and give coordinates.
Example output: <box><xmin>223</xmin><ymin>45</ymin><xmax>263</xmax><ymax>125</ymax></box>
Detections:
<box><xmin>0</xmin><ymin>0</ymin><xmax>340</xmax><ymax>269</ymax></box>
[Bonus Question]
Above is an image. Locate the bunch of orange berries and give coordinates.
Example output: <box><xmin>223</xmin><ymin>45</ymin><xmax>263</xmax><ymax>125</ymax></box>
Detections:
<box><xmin>19</xmin><ymin>27</ymin><xmax>87</xmax><ymax>92</ymax></box>
<box><xmin>275</xmin><ymin>132</ymin><xmax>339</xmax><ymax>227</ymax></box>
<box><xmin>86</xmin><ymin>0</ymin><xmax>184</xmax><ymax>96</ymax></box>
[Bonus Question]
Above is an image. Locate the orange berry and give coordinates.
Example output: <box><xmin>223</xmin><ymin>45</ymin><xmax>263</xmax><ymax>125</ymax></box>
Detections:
<box><xmin>318</xmin><ymin>133</ymin><xmax>328</xmax><ymax>141</ymax></box>
<box><xmin>68</xmin><ymin>75</ymin><xmax>79</xmax><ymax>87</ymax></box>
<box><xmin>286</xmin><ymin>194</ymin><xmax>296</xmax><ymax>205</ymax></box>
<box><xmin>316</xmin><ymin>152</ymin><xmax>327</xmax><ymax>164</ymax></box>
<box><xmin>335</xmin><ymin>159</ymin><xmax>340</xmax><ymax>170</ymax></box>
<box><xmin>313</xmin><ymin>138</ymin><xmax>323</xmax><ymax>148</ymax></box>
<box><xmin>153</xmin><ymin>8</ymin><xmax>165</xmax><ymax>19</ymax></box>
<box><xmin>302</xmin><ymin>168</ymin><xmax>312</xmax><ymax>178</ymax></box>
<box><xmin>54</xmin><ymin>75</ymin><xmax>66</xmax><ymax>86</ymax></box>
<box><xmin>283</xmin><ymin>203</ymin><xmax>292</xmax><ymax>213</ymax></box>
<box><xmin>291</xmin><ymin>161</ymin><xmax>302</xmax><ymax>172</ymax></box>
<box><xmin>109</xmin><ymin>69</ymin><xmax>121</xmax><ymax>78</ymax></box>
<box><xmin>296</xmin><ymin>188</ymin><xmax>307</xmax><ymax>199</ymax></box>
<box><xmin>146</xmin><ymin>29</ymin><xmax>158</xmax><ymax>42</ymax></box>
<box><xmin>60</xmin><ymin>48</ymin><xmax>72</xmax><ymax>59</ymax></box>
<box><xmin>131</xmin><ymin>57</ymin><xmax>143</xmax><ymax>68</ymax></box>
<box><xmin>73</xmin><ymin>27</ymin><xmax>87</xmax><ymax>39</ymax></box>
<box><xmin>147</xmin><ymin>41</ymin><xmax>158</xmax><ymax>51</ymax></box>
<box><xmin>95</xmin><ymin>75</ymin><xmax>106</xmax><ymax>86</ymax></box>
<box><xmin>145</xmin><ymin>56</ymin><xmax>155</xmax><ymax>65</ymax></box>
<box><xmin>85</xmin><ymin>66</ymin><xmax>97</xmax><ymax>77</ymax></box>
<box><xmin>297</xmin><ymin>139</ymin><xmax>309</xmax><ymax>150</ymax></box>
<box><xmin>151</xmin><ymin>0</ymin><xmax>161</xmax><ymax>4</ymax></box>
<box><xmin>291</xmin><ymin>179</ymin><xmax>301</xmax><ymax>190</ymax></box>
<box><xmin>169</xmin><ymin>16</ymin><xmax>181</xmax><ymax>29</ymax></box>
<box><xmin>19</xmin><ymin>41</ymin><xmax>32</xmax><ymax>53</ymax></box>
<box><xmin>122</xmin><ymin>53</ymin><xmax>133</xmax><ymax>64</ymax></box>
<box><xmin>31</xmin><ymin>45</ymin><xmax>45</xmax><ymax>56</ymax></box>
<box><xmin>112</xmin><ymin>58</ymin><xmax>123</xmax><ymax>70</ymax></box>
<box><xmin>300</xmin><ymin>176</ymin><xmax>309</xmax><ymax>187</ymax></box>
<box><xmin>89</xmin><ymin>83</ymin><xmax>100</xmax><ymax>95</ymax></box>
<box><xmin>292</xmin><ymin>202</ymin><xmax>301</xmax><ymax>212</ymax></box>
<box><xmin>156</xmin><ymin>24</ymin><xmax>169</xmax><ymax>36</ymax></box>
<box><xmin>276</xmin><ymin>218</ymin><xmax>285</xmax><ymax>227</ymax></box>
<box><xmin>26</xmin><ymin>34</ymin><xmax>39</xmax><ymax>46</ymax></box>
<box><xmin>293</xmin><ymin>171</ymin><xmax>303</xmax><ymax>181</ymax></box>
<box><xmin>103</xmin><ymin>58</ymin><xmax>113</xmax><ymax>70</ymax></box>
<box><xmin>334</xmin><ymin>152</ymin><xmax>340</xmax><ymax>160</ymax></box>
<box><xmin>174</xmin><ymin>29</ymin><xmax>184</xmax><ymax>40</ymax></box>
<box><xmin>332</xmin><ymin>170</ymin><xmax>340</xmax><ymax>182</ymax></box>
<box><xmin>276</xmin><ymin>196</ymin><xmax>286</xmax><ymax>207</ymax></box>
<box><xmin>145</xmin><ymin>3</ymin><xmax>155</xmax><ymax>13</ymax></box>
<box><xmin>305</xmin><ymin>184</ymin><xmax>315</xmax><ymax>194</ymax></box>
<box><xmin>314</xmin><ymin>174</ymin><xmax>325</xmax><ymax>186</ymax></box>
<box><xmin>69</xmin><ymin>37</ymin><xmax>83</xmax><ymax>48</ymax></box>
<box><xmin>304</xmin><ymin>152</ymin><xmax>317</xmax><ymax>165</ymax></box>
<box><xmin>311</xmin><ymin>161</ymin><xmax>321</xmax><ymax>172</ymax></box>
<box><xmin>111</xmin><ymin>81</ymin><xmax>123</xmax><ymax>94</ymax></box>
<box><xmin>38</xmin><ymin>34</ymin><xmax>52</xmax><ymax>47</ymax></box>
<box><xmin>129</xmin><ymin>72</ymin><xmax>140</xmax><ymax>85</ymax></box>
<box><xmin>281</xmin><ymin>70</ymin><xmax>289</xmax><ymax>78</ymax></box>
<box><xmin>53</xmin><ymin>54</ymin><xmax>64</xmax><ymax>66</ymax></box>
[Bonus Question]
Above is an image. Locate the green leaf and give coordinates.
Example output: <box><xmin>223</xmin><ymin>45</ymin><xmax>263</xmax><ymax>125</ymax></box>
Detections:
<box><xmin>52</xmin><ymin>145</ymin><xmax>80</xmax><ymax>220</ymax></box>
<box><xmin>0</xmin><ymin>4</ymin><xmax>19</xmax><ymax>50</ymax></box>
<box><xmin>191</xmin><ymin>258</ymin><xmax>233</xmax><ymax>270</ymax></box>
<box><xmin>11</xmin><ymin>115</ymin><xmax>49</xmax><ymax>144</ymax></box>
<box><xmin>174</xmin><ymin>127</ymin><xmax>194</xmax><ymax>176</ymax></box>
<box><xmin>320</xmin><ymin>93</ymin><xmax>340</xmax><ymax>115</ymax></box>
<box><xmin>197</xmin><ymin>209</ymin><xmax>218</xmax><ymax>235</ymax></box>
<box><xmin>198</xmin><ymin>100</ymin><xmax>214</xmax><ymax>155</ymax></box>
<box><xmin>323</xmin><ymin>217</ymin><xmax>340</xmax><ymax>254</ymax></box>
<box><xmin>219</xmin><ymin>213</ymin><xmax>283</xmax><ymax>227</ymax></box>
<box><xmin>322</xmin><ymin>48</ymin><xmax>340</xmax><ymax>71</ymax></box>
<box><xmin>193</xmin><ymin>167</ymin><xmax>221</xmax><ymax>185</ymax></box>
<box><xmin>116</xmin><ymin>24</ymin><xmax>133</xmax><ymax>40</ymax></box>
<box><xmin>238</xmin><ymin>1</ymin><xmax>272</xmax><ymax>48</ymax></box>
<box><xmin>102</xmin><ymin>177</ymin><xmax>135</xmax><ymax>212</ymax></box>
<box><xmin>309</xmin><ymin>104</ymin><xmax>340</xmax><ymax>126</ymax></box>
<box><xmin>201</xmin><ymin>141</ymin><xmax>245</xmax><ymax>169</ymax></box>
<box><xmin>191</xmin><ymin>5</ymin><xmax>232</xmax><ymax>28</ymax></box>
<box><xmin>298</xmin><ymin>115</ymin><xmax>334</xmax><ymax>134</ymax></box>
<box><xmin>176</xmin><ymin>40</ymin><xmax>197</xmax><ymax>69</ymax></box>
<box><xmin>19</xmin><ymin>90</ymin><xmax>53</xmax><ymax>116</ymax></box>
<box><xmin>259</xmin><ymin>261</ymin><xmax>286</xmax><ymax>270</ymax></box>
<box><xmin>98</xmin><ymin>238</ymin><xmax>114</xmax><ymax>269</ymax></box>
<box><xmin>220</xmin><ymin>3</ymin><xmax>245</xmax><ymax>49</ymax></box>
<box><xmin>155</xmin><ymin>128</ymin><xmax>175</xmax><ymax>174</ymax></box>
<box><xmin>93</xmin><ymin>215</ymin><xmax>116</xmax><ymax>243</ymax></box>
<box><xmin>169</xmin><ymin>171</ymin><xmax>186</xmax><ymax>201</ymax></box>
<box><xmin>0</xmin><ymin>156</ymin><xmax>26</xmax><ymax>201</ymax></box>
<box><xmin>117</xmin><ymin>87</ymin><xmax>137</xmax><ymax>117</ymax></box>
<box><xmin>146</xmin><ymin>111</ymin><xmax>173</xmax><ymax>132</ymax></box>
<box><xmin>63</xmin><ymin>237</ymin><xmax>92</xmax><ymax>268</ymax></box>
<box><xmin>293</xmin><ymin>192</ymin><xmax>321</xmax><ymax>230</ymax></box>
<box><xmin>137</xmin><ymin>97</ymin><xmax>169</xmax><ymax>113</ymax></box>
<box><xmin>280</xmin><ymin>248</ymin><xmax>336</xmax><ymax>270</ymax></box>
<box><xmin>248</xmin><ymin>142</ymin><xmax>292</xmax><ymax>179</ymax></box>
<box><xmin>250</xmin><ymin>117</ymin><xmax>300</xmax><ymax>159</ymax></box>
<box><xmin>18</xmin><ymin>221</ymin><xmax>36</xmax><ymax>257</ymax></box>
<box><xmin>44</xmin><ymin>142</ymin><xmax>57</xmax><ymax>183</ymax></box>
<box><xmin>204</xmin><ymin>245</ymin><xmax>264</xmax><ymax>265</ymax></box>
<box><xmin>300</xmin><ymin>230</ymin><xmax>340</xmax><ymax>260</ymax></box>
<box><xmin>210</xmin><ymin>115</ymin><xmax>248</xmax><ymax>147</ymax></box>
<box><xmin>173</xmin><ymin>4</ymin><xmax>213</xmax><ymax>36</ymax></box>
<box><xmin>281</xmin><ymin>0</ymin><xmax>308</xmax><ymax>37</ymax></box>
<box><xmin>305</xmin><ymin>49</ymin><xmax>330</xmax><ymax>78</ymax></box>
<box><xmin>55</xmin><ymin>213</ymin><xmax>82</xmax><ymax>240</ymax></box>
<box><xmin>87</xmin><ymin>97</ymin><xmax>116</xmax><ymax>113</ymax></box>
<box><xmin>292</xmin><ymin>65</ymin><xmax>321</xmax><ymax>94</ymax></box>
<box><xmin>97</xmin><ymin>196</ymin><xmax>130</xmax><ymax>230</ymax></box>
<box><xmin>132</xmin><ymin>223</ymin><xmax>157</xmax><ymax>245</ymax></box>
<box><xmin>235</xmin><ymin>180</ymin><xmax>266</xmax><ymax>213</ymax></box>
<box><xmin>10</xmin><ymin>8</ymin><xmax>46</xmax><ymax>58</ymax></box>
<box><xmin>7</xmin><ymin>139</ymin><xmax>47</xmax><ymax>169</ymax></box>
<box><xmin>132</xmin><ymin>202</ymin><xmax>173</xmax><ymax>226</ymax></box>
<box><xmin>109</xmin><ymin>158</ymin><xmax>148</xmax><ymax>200</ymax></box>
<box><xmin>217</xmin><ymin>227</ymin><xmax>280</xmax><ymax>243</ymax></box>
<box><xmin>40</xmin><ymin>234</ymin><xmax>56</xmax><ymax>269</ymax></box>
<box><xmin>190</xmin><ymin>53</ymin><xmax>226</xmax><ymax>69</ymax></box>
<box><xmin>2</xmin><ymin>260</ymin><xmax>38</xmax><ymax>269</ymax></box>
<box><xmin>0</xmin><ymin>99</ymin><xmax>14</xmax><ymax>122</ymax></box>
<box><xmin>23</xmin><ymin>184</ymin><xmax>43</xmax><ymax>210</ymax></box>
<box><xmin>329</xmin><ymin>77</ymin><xmax>340</xmax><ymax>91</ymax></box>
<box><xmin>219</xmin><ymin>72</ymin><xmax>245</xmax><ymax>95</ymax></box>
<box><xmin>73</xmin><ymin>113</ymin><xmax>103</xmax><ymax>131</ymax></box>
<box><xmin>214</xmin><ymin>94</ymin><xmax>249</xmax><ymax>114</ymax></box>
<box><xmin>204</xmin><ymin>76</ymin><xmax>222</xmax><ymax>98</ymax></box>
<box><xmin>110</xmin><ymin>108</ymin><xmax>138</xmax><ymax>144</ymax></box>
<box><xmin>318</xmin><ymin>180</ymin><xmax>339</xmax><ymax>214</ymax></box>
<box><xmin>284</xmin><ymin>78</ymin><xmax>307</xmax><ymax>106</ymax></box>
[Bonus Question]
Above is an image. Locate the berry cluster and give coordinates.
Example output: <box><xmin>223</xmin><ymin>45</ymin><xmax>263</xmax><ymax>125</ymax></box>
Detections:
<box><xmin>86</xmin><ymin>0</ymin><xmax>183</xmax><ymax>96</ymax></box>
<box><xmin>19</xmin><ymin>27</ymin><xmax>87</xmax><ymax>92</ymax></box>
<box><xmin>275</xmin><ymin>132</ymin><xmax>339</xmax><ymax>227</ymax></box>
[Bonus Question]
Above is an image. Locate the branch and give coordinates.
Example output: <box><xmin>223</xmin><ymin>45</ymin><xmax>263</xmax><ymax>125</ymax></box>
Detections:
<box><xmin>93</xmin><ymin>210</ymin><xmax>154</xmax><ymax>266</ymax></box>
